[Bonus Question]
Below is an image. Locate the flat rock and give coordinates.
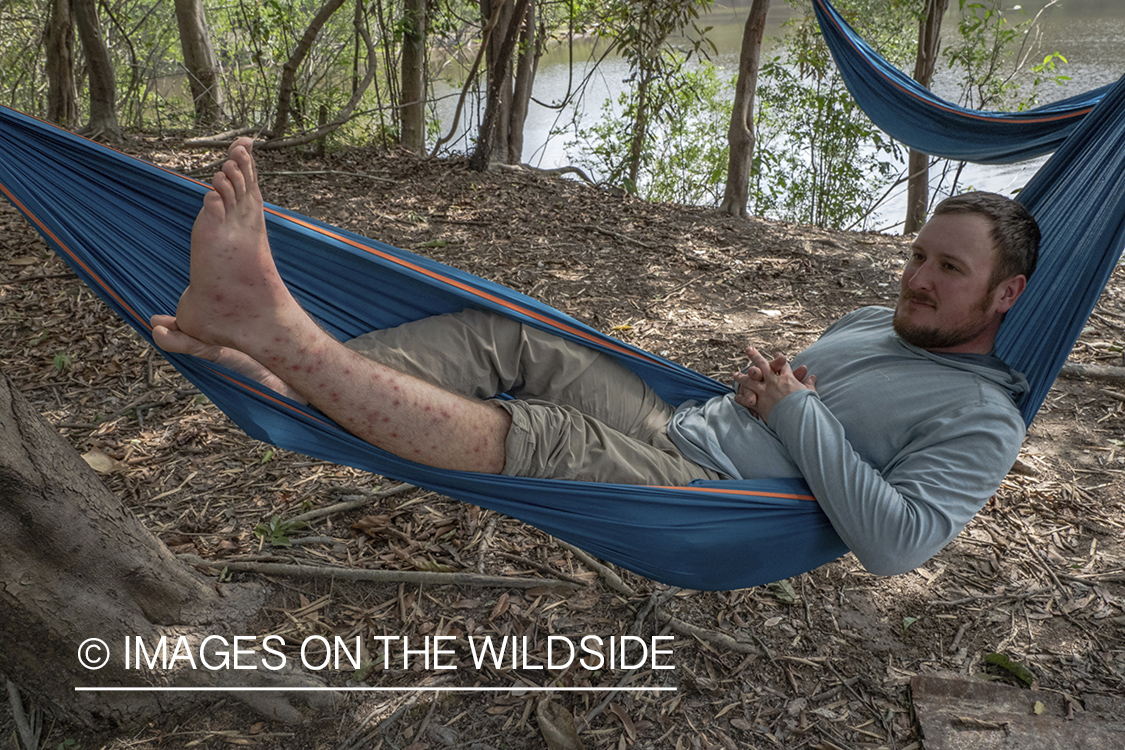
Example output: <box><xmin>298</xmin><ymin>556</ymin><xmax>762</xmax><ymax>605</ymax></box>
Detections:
<box><xmin>912</xmin><ymin>674</ymin><xmax>1125</xmax><ymax>750</ymax></box>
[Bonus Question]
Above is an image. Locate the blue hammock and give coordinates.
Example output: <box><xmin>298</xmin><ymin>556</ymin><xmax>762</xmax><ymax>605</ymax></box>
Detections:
<box><xmin>0</xmin><ymin>106</ymin><xmax>842</xmax><ymax>590</ymax></box>
<box><xmin>2</xmin><ymin>66</ymin><xmax>1124</xmax><ymax>588</ymax></box>
<box><xmin>812</xmin><ymin>0</ymin><xmax>1113</xmax><ymax>163</ymax></box>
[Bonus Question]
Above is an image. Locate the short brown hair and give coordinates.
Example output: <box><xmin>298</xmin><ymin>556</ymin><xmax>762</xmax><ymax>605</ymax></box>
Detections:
<box><xmin>932</xmin><ymin>191</ymin><xmax>1040</xmax><ymax>288</ymax></box>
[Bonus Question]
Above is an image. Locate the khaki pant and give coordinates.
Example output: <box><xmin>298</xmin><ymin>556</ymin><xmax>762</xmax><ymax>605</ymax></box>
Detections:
<box><xmin>345</xmin><ymin>310</ymin><xmax>722</xmax><ymax>485</ymax></box>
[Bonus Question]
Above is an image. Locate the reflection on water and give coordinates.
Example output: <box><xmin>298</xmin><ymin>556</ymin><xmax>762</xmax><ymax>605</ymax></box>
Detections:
<box><xmin>435</xmin><ymin>2</ymin><xmax>1123</xmax><ymax>232</ymax></box>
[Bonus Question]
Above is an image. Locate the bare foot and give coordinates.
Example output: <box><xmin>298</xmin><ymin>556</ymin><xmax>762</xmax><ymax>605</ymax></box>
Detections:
<box><xmin>151</xmin><ymin>315</ymin><xmax>307</xmax><ymax>403</ymax></box>
<box><xmin>175</xmin><ymin>137</ymin><xmax>305</xmax><ymax>351</ymax></box>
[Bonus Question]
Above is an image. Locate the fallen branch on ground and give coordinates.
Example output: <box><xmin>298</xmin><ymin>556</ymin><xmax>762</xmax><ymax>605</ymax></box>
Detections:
<box><xmin>183</xmin><ymin>126</ymin><xmax>260</xmax><ymax>147</ymax></box>
<box><xmin>494</xmin><ymin>163</ymin><xmax>596</xmax><ymax>186</ymax></box>
<box><xmin>179</xmin><ymin>555</ymin><xmax>577</xmax><ymax>589</ymax></box>
<box><xmin>256</xmin><ymin>169</ymin><xmax>396</xmax><ymax>184</ymax></box>
<box><xmin>495</xmin><ymin>551</ymin><xmax>591</xmax><ymax>586</ymax></box>
<box><xmin>655</xmin><ymin>611</ymin><xmax>761</xmax><ymax>655</ymax></box>
<box><xmin>558</xmin><ymin>541</ymin><xmax>762</xmax><ymax>655</ymax></box>
<box><xmin>287</xmin><ymin>482</ymin><xmax>414</xmax><ymax>524</ymax></box>
<box><xmin>1059</xmin><ymin>362</ymin><xmax>1125</xmax><ymax>384</ymax></box>
<box><xmin>556</xmin><ymin>540</ymin><xmax>636</xmax><ymax>598</ymax></box>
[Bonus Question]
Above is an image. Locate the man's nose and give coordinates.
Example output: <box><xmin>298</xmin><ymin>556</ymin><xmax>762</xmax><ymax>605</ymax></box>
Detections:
<box><xmin>907</xmin><ymin>262</ymin><xmax>934</xmax><ymax>290</ymax></box>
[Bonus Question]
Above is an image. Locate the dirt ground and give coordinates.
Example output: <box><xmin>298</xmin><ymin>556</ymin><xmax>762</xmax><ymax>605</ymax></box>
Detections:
<box><xmin>1</xmin><ymin>140</ymin><xmax>1124</xmax><ymax>750</ymax></box>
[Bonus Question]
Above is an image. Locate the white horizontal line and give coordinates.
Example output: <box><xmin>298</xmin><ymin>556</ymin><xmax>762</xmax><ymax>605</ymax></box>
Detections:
<box><xmin>75</xmin><ymin>686</ymin><xmax>676</xmax><ymax>693</ymax></box>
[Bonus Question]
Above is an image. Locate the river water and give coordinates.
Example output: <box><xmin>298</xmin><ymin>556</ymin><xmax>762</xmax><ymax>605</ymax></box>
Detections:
<box><xmin>433</xmin><ymin>1</ymin><xmax>1125</xmax><ymax>232</ymax></box>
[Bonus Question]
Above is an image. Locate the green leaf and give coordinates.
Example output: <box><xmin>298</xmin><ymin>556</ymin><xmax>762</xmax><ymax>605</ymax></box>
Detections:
<box><xmin>416</xmin><ymin>560</ymin><xmax>456</xmax><ymax>573</ymax></box>
<box><xmin>767</xmin><ymin>580</ymin><xmax>797</xmax><ymax>604</ymax></box>
<box><xmin>984</xmin><ymin>652</ymin><xmax>1036</xmax><ymax>685</ymax></box>
<box><xmin>254</xmin><ymin>515</ymin><xmax>306</xmax><ymax>547</ymax></box>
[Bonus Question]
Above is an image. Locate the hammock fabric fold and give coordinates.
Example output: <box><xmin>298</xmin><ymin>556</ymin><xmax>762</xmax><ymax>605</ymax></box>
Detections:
<box><xmin>812</xmin><ymin>0</ymin><xmax>1113</xmax><ymax>163</ymax></box>
<box><xmin>2</xmin><ymin>63</ymin><xmax>1124</xmax><ymax>588</ymax></box>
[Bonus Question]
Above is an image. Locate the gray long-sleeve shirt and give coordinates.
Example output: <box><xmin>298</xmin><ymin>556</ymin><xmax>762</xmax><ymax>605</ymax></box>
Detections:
<box><xmin>666</xmin><ymin>306</ymin><xmax>1028</xmax><ymax>575</ymax></box>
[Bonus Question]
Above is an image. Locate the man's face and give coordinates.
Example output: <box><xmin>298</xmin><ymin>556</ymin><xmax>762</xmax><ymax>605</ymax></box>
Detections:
<box><xmin>893</xmin><ymin>212</ymin><xmax>1022</xmax><ymax>353</ymax></box>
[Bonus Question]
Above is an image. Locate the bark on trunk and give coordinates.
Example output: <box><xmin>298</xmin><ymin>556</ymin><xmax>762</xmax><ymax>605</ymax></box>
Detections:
<box><xmin>478</xmin><ymin>0</ymin><xmax>514</xmax><ymax>166</ymax></box>
<box><xmin>470</xmin><ymin>0</ymin><xmax>530</xmax><ymax>172</ymax></box>
<box><xmin>399</xmin><ymin>0</ymin><xmax>428</xmax><ymax>153</ymax></box>
<box><xmin>0</xmin><ymin>369</ymin><xmax>324</xmax><ymax>726</ymax></box>
<box><xmin>625</xmin><ymin>70</ymin><xmax>651</xmax><ymax>192</ymax></box>
<box><xmin>719</xmin><ymin>0</ymin><xmax>770</xmax><ymax>218</ymax></box>
<box><xmin>272</xmin><ymin>0</ymin><xmax>350</xmax><ymax>138</ymax></box>
<box><xmin>72</xmin><ymin>0</ymin><xmax>121</xmax><ymax>142</ymax></box>
<box><xmin>428</xmin><ymin>0</ymin><xmax>506</xmax><ymax>157</ymax></box>
<box><xmin>904</xmin><ymin>0</ymin><xmax>948</xmax><ymax>233</ymax></box>
<box><xmin>45</xmin><ymin>0</ymin><xmax>79</xmax><ymax>128</ymax></box>
<box><xmin>506</xmin><ymin>0</ymin><xmax>538</xmax><ymax>164</ymax></box>
<box><xmin>174</xmin><ymin>0</ymin><xmax>226</xmax><ymax>127</ymax></box>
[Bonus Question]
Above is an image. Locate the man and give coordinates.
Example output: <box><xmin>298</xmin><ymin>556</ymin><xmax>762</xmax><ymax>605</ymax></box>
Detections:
<box><xmin>154</xmin><ymin>139</ymin><xmax>1037</xmax><ymax>576</ymax></box>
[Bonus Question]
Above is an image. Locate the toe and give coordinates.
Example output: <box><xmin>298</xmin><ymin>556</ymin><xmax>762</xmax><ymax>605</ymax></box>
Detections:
<box><xmin>210</xmin><ymin>173</ymin><xmax>234</xmax><ymax>213</ymax></box>
<box><xmin>228</xmin><ymin>142</ymin><xmax>259</xmax><ymax>200</ymax></box>
<box><xmin>222</xmin><ymin>158</ymin><xmax>246</xmax><ymax>199</ymax></box>
<box><xmin>230</xmin><ymin>136</ymin><xmax>255</xmax><ymax>156</ymax></box>
<box><xmin>150</xmin><ymin>314</ymin><xmax>179</xmax><ymax>331</ymax></box>
<box><xmin>153</xmin><ymin>324</ymin><xmax>209</xmax><ymax>358</ymax></box>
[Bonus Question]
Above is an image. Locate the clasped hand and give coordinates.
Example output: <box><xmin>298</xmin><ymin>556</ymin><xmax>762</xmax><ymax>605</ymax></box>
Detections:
<box><xmin>732</xmin><ymin>347</ymin><xmax>818</xmax><ymax>423</ymax></box>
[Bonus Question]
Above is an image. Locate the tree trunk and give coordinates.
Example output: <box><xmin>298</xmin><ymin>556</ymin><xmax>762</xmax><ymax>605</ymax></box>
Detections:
<box><xmin>0</xmin><ymin>368</ymin><xmax>323</xmax><ymax>726</ymax></box>
<box><xmin>477</xmin><ymin>0</ymin><xmax>514</xmax><ymax>166</ymax></box>
<box><xmin>272</xmin><ymin>0</ymin><xmax>350</xmax><ymax>138</ymax></box>
<box><xmin>625</xmin><ymin>70</ymin><xmax>652</xmax><ymax>192</ymax></box>
<box><xmin>45</xmin><ymin>0</ymin><xmax>79</xmax><ymax>128</ymax></box>
<box><xmin>470</xmin><ymin>0</ymin><xmax>529</xmax><ymax>172</ymax></box>
<box><xmin>399</xmin><ymin>0</ymin><xmax>428</xmax><ymax>153</ymax></box>
<box><xmin>904</xmin><ymin>0</ymin><xmax>948</xmax><ymax>233</ymax></box>
<box><xmin>506</xmin><ymin>0</ymin><xmax>538</xmax><ymax>164</ymax></box>
<box><xmin>719</xmin><ymin>0</ymin><xmax>771</xmax><ymax>217</ymax></box>
<box><xmin>174</xmin><ymin>0</ymin><xmax>226</xmax><ymax>128</ymax></box>
<box><xmin>72</xmin><ymin>0</ymin><xmax>121</xmax><ymax>142</ymax></box>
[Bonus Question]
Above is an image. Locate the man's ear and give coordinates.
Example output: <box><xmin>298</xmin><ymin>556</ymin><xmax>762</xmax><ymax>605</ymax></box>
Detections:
<box><xmin>994</xmin><ymin>274</ymin><xmax>1027</xmax><ymax>314</ymax></box>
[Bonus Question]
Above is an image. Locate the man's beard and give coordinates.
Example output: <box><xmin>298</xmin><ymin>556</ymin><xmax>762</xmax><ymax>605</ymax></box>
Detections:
<box><xmin>893</xmin><ymin>291</ymin><xmax>993</xmax><ymax>350</ymax></box>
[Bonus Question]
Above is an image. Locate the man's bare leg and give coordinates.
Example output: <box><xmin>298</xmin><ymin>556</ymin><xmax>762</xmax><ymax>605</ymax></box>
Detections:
<box><xmin>155</xmin><ymin>138</ymin><xmax>511</xmax><ymax>473</ymax></box>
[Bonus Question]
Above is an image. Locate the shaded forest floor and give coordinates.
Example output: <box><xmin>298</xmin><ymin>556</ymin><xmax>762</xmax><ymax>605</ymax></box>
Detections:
<box><xmin>2</xmin><ymin>140</ymin><xmax>1124</xmax><ymax>750</ymax></box>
